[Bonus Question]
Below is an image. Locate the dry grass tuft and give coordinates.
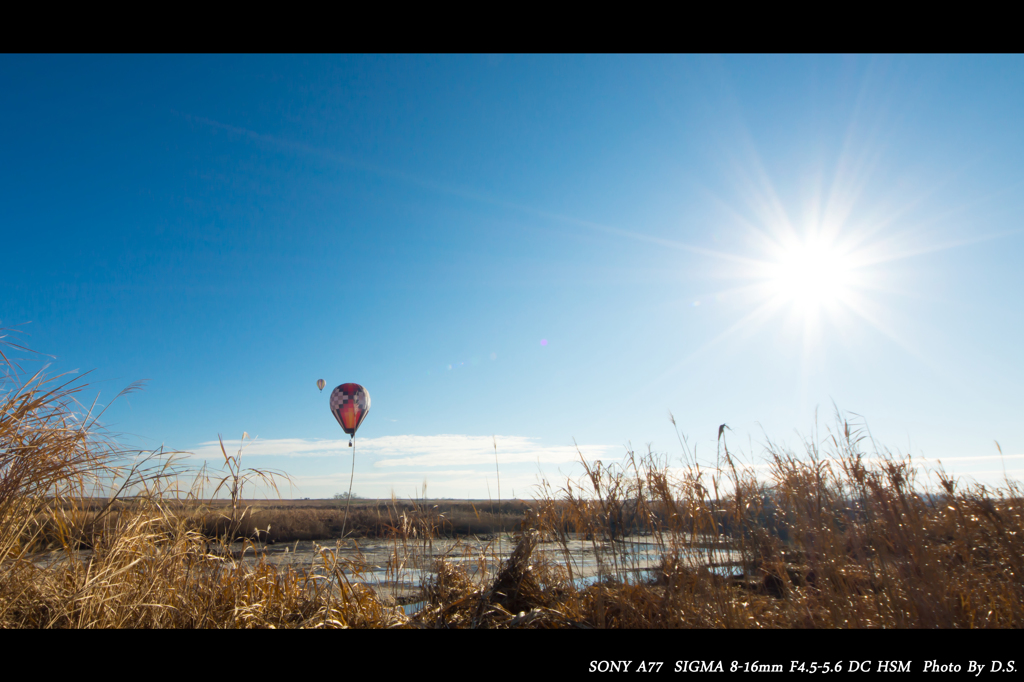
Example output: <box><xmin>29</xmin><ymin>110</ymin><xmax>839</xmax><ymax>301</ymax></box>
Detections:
<box><xmin>0</xmin><ymin>327</ymin><xmax>394</xmax><ymax>628</ymax></box>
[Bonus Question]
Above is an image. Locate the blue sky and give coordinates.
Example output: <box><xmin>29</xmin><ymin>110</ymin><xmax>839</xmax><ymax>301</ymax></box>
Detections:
<box><xmin>3</xmin><ymin>55</ymin><xmax>1022</xmax><ymax>498</ymax></box>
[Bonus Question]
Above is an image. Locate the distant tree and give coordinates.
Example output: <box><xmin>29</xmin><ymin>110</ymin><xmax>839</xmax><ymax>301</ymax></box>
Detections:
<box><xmin>333</xmin><ymin>491</ymin><xmax>363</xmax><ymax>500</ymax></box>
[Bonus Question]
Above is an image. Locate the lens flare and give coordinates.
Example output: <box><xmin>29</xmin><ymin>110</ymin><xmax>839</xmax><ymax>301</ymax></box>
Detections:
<box><xmin>767</xmin><ymin>236</ymin><xmax>856</xmax><ymax>314</ymax></box>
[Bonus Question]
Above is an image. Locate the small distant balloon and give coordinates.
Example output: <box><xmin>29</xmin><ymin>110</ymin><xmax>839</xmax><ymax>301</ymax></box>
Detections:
<box><xmin>317</xmin><ymin>379</ymin><xmax>326</xmax><ymax>393</ymax></box>
<box><xmin>329</xmin><ymin>383</ymin><xmax>370</xmax><ymax>445</ymax></box>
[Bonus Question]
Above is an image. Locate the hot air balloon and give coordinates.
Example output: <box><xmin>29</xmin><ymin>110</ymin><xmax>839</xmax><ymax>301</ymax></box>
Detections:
<box><xmin>317</xmin><ymin>379</ymin><xmax>326</xmax><ymax>393</ymax></box>
<box><xmin>329</xmin><ymin>383</ymin><xmax>370</xmax><ymax>446</ymax></box>
<box><xmin>330</xmin><ymin>383</ymin><xmax>371</xmax><ymax>540</ymax></box>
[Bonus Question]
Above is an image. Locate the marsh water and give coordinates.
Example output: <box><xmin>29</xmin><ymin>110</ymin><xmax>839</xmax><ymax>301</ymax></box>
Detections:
<box><xmin>32</xmin><ymin>533</ymin><xmax>741</xmax><ymax>616</ymax></box>
<box><xmin>230</xmin><ymin>533</ymin><xmax>742</xmax><ymax>612</ymax></box>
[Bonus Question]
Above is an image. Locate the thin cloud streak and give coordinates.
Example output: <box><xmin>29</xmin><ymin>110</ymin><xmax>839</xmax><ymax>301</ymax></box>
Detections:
<box><xmin>916</xmin><ymin>454</ymin><xmax>1024</xmax><ymax>463</ymax></box>
<box><xmin>186</xmin><ymin>434</ymin><xmax>623</xmax><ymax>467</ymax></box>
<box><xmin>181</xmin><ymin>113</ymin><xmax>734</xmax><ymax>263</ymax></box>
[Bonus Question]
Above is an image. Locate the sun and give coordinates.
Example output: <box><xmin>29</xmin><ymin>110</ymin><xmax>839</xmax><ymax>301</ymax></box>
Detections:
<box><xmin>765</xmin><ymin>235</ymin><xmax>857</xmax><ymax>316</ymax></box>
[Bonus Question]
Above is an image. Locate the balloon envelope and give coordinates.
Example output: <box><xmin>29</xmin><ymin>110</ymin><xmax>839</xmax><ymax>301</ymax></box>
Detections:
<box><xmin>329</xmin><ymin>383</ymin><xmax>370</xmax><ymax>436</ymax></box>
<box><xmin>317</xmin><ymin>379</ymin><xmax>326</xmax><ymax>392</ymax></box>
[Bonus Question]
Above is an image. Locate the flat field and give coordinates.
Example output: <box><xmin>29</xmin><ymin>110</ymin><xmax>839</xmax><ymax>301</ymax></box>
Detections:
<box><xmin>49</xmin><ymin>497</ymin><xmax>531</xmax><ymax>543</ymax></box>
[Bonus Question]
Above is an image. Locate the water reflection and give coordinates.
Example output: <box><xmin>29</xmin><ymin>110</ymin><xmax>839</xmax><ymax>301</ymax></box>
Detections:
<box><xmin>27</xmin><ymin>531</ymin><xmax>743</xmax><ymax>618</ymax></box>
<box><xmin>231</xmin><ymin>533</ymin><xmax>742</xmax><ymax>613</ymax></box>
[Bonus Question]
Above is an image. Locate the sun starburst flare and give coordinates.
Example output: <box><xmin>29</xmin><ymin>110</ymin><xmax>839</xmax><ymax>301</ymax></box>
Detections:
<box><xmin>764</xmin><ymin>235</ymin><xmax>858</xmax><ymax>316</ymax></box>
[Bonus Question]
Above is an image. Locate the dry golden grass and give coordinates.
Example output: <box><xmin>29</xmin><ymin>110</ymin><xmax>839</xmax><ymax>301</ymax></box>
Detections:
<box><xmin>3</xmin><ymin>326</ymin><xmax>1022</xmax><ymax>628</ymax></box>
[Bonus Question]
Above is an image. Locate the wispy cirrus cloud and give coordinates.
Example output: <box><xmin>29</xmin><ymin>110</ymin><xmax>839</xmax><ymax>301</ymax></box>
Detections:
<box><xmin>180</xmin><ymin>436</ymin><xmax>1023</xmax><ymax>499</ymax></box>
<box><xmin>186</xmin><ymin>434</ymin><xmax>622</xmax><ymax>468</ymax></box>
<box><xmin>913</xmin><ymin>454</ymin><xmax>1024</xmax><ymax>463</ymax></box>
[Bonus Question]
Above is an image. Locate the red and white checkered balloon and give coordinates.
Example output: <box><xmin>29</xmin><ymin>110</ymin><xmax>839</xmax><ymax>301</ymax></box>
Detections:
<box><xmin>329</xmin><ymin>383</ymin><xmax>370</xmax><ymax>436</ymax></box>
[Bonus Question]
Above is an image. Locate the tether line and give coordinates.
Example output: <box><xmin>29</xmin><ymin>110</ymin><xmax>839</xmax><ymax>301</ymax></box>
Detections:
<box><xmin>341</xmin><ymin>438</ymin><xmax>356</xmax><ymax>539</ymax></box>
